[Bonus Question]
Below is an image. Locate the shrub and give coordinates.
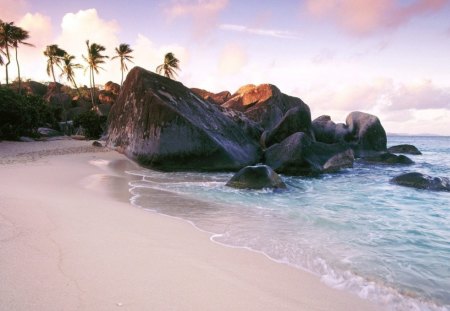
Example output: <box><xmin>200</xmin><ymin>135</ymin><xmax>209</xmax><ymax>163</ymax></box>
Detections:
<box><xmin>73</xmin><ymin>110</ymin><xmax>107</xmax><ymax>139</ymax></box>
<box><xmin>0</xmin><ymin>87</ymin><xmax>58</xmax><ymax>140</ymax></box>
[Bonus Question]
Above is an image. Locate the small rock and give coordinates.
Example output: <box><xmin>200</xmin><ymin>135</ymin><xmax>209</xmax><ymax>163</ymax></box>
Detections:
<box><xmin>19</xmin><ymin>136</ymin><xmax>35</xmax><ymax>142</ymax></box>
<box><xmin>391</xmin><ymin>172</ymin><xmax>450</xmax><ymax>191</ymax></box>
<box><xmin>387</xmin><ymin>144</ymin><xmax>422</xmax><ymax>155</ymax></box>
<box><xmin>38</xmin><ymin>127</ymin><xmax>61</xmax><ymax>137</ymax></box>
<box><xmin>226</xmin><ymin>165</ymin><xmax>287</xmax><ymax>190</ymax></box>
<box><xmin>92</xmin><ymin>141</ymin><xmax>103</xmax><ymax>147</ymax></box>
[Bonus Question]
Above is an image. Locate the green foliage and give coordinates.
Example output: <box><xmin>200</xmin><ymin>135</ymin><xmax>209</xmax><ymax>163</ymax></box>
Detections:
<box><xmin>73</xmin><ymin>110</ymin><xmax>107</xmax><ymax>139</ymax></box>
<box><xmin>0</xmin><ymin>87</ymin><xmax>57</xmax><ymax>140</ymax></box>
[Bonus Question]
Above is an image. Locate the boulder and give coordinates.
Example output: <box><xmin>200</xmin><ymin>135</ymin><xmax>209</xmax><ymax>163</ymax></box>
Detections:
<box><xmin>391</xmin><ymin>172</ymin><xmax>450</xmax><ymax>192</ymax></box>
<box><xmin>190</xmin><ymin>88</ymin><xmax>231</xmax><ymax>105</ymax></box>
<box><xmin>92</xmin><ymin>141</ymin><xmax>103</xmax><ymax>147</ymax></box>
<box><xmin>346</xmin><ymin>111</ymin><xmax>387</xmax><ymax>156</ymax></box>
<box><xmin>38</xmin><ymin>127</ymin><xmax>61</xmax><ymax>137</ymax></box>
<box><xmin>264</xmin><ymin>105</ymin><xmax>313</xmax><ymax>147</ymax></box>
<box><xmin>107</xmin><ymin>67</ymin><xmax>261</xmax><ymax>171</ymax></box>
<box><xmin>222</xmin><ymin>84</ymin><xmax>307</xmax><ymax>130</ymax></box>
<box><xmin>264</xmin><ymin>132</ymin><xmax>353</xmax><ymax>175</ymax></box>
<box><xmin>98</xmin><ymin>90</ymin><xmax>116</xmax><ymax>105</ymax></box>
<box><xmin>387</xmin><ymin>144</ymin><xmax>422</xmax><ymax>155</ymax></box>
<box><xmin>312</xmin><ymin>115</ymin><xmax>349</xmax><ymax>144</ymax></box>
<box><xmin>226</xmin><ymin>165</ymin><xmax>286</xmax><ymax>190</ymax></box>
<box><xmin>362</xmin><ymin>152</ymin><xmax>414</xmax><ymax>165</ymax></box>
<box><xmin>104</xmin><ymin>81</ymin><xmax>120</xmax><ymax>96</ymax></box>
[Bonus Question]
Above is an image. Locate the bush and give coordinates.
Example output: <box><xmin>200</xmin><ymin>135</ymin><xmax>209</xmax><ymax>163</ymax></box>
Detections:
<box><xmin>73</xmin><ymin>110</ymin><xmax>107</xmax><ymax>139</ymax></box>
<box><xmin>0</xmin><ymin>87</ymin><xmax>58</xmax><ymax>140</ymax></box>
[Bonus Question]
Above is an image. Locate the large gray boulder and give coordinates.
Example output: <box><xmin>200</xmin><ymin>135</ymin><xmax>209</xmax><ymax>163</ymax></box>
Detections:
<box><xmin>226</xmin><ymin>165</ymin><xmax>286</xmax><ymax>190</ymax></box>
<box><xmin>391</xmin><ymin>172</ymin><xmax>450</xmax><ymax>191</ymax></box>
<box><xmin>312</xmin><ymin>115</ymin><xmax>349</xmax><ymax>144</ymax></box>
<box><xmin>362</xmin><ymin>152</ymin><xmax>414</xmax><ymax>165</ymax></box>
<box><xmin>264</xmin><ymin>105</ymin><xmax>313</xmax><ymax>147</ymax></box>
<box><xmin>264</xmin><ymin>132</ymin><xmax>353</xmax><ymax>175</ymax></box>
<box><xmin>346</xmin><ymin>111</ymin><xmax>387</xmax><ymax>156</ymax></box>
<box><xmin>222</xmin><ymin>84</ymin><xmax>308</xmax><ymax>130</ymax></box>
<box><xmin>107</xmin><ymin>67</ymin><xmax>261</xmax><ymax>171</ymax></box>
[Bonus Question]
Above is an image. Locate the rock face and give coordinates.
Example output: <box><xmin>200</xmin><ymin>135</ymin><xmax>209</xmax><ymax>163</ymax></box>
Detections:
<box><xmin>226</xmin><ymin>165</ymin><xmax>286</xmax><ymax>190</ymax></box>
<box><xmin>362</xmin><ymin>152</ymin><xmax>414</xmax><ymax>165</ymax></box>
<box><xmin>312</xmin><ymin>115</ymin><xmax>349</xmax><ymax>144</ymax></box>
<box><xmin>43</xmin><ymin>82</ymin><xmax>72</xmax><ymax>120</ymax></box>
<box><xmin>264</xmin><ymin>106</ymin><xmax>313</xmax><ymax>147</ymax></box>
<box><xmin>222</xmin><ymin>84</ymin><xmax>307</xmax><ymax>130</ymax></box>
<box><xmin>312</xmin><ymin>112</ymin><xmax>387</xmax><ymax>157</ymax></box>
<box><xmin>264</xmin><ymin>132</ymin><xmax>353</xmax><ymax>175</ymax></box>
<box><xmin>104</xmin><ymin>81</ymin><xmax>120</xmax><ymax>96</ymax></box>
<box><xmin>21</xmin><ymin>81</ymin><xmax>48</xmax><ymax>96</ymax></box>
<box><xmin>346</xmin><ymin>111</ymin><xmax>387</xmax><ymax>156</ymax></box>
<box><xmin>391</xmin><ymin>172</ymin><xmax>450</xmax><ymax>191</ymax></box>
<box><xmin>98</xmin><ymin>81</ymin><xmax>121</xmax><ymax>106</ymax></box>
<box><xmin>107</xmin><ymin>67</ymin><xmax>261</xmax><ymax>171</ymax></box>
<box><xmin>190</xmin><ymin>88</ymin><xmax>231</xmax><ymax>105</ymax></box>
<box><xmin>388</xmin><ymin>144</ymin><xmax>422</xmax><ymax>155</ymax></box>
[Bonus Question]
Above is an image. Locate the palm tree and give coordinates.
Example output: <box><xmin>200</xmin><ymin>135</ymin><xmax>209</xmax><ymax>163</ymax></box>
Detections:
<box><xmin>112</xmin><ymin>43</ymin><xmax>133</xmax><ymax>86</ymax></box>
<box><xmin>10</xmin><ymin>25</ymin><xmax>33</xmax><ymax>92</ymax></box>
<box><xmin>83</xmin><ymin>40</ymin><xmax>108</xmax><ymax>108</ymax></box>
<box><xmin>156</xmin><ymin>52</ymin><xmax>180</xmax><ymax>80</ymax></box>
<box><xmin>43</xmin><ymin>44</ymin><xmax>66</xmax><ymax>83</ymax></box>
<box><xmin>0</xmin><ymin>20</ymin><xmax>15</xmax><ymax>85</ymax></box>
<box><xmin>60</xmin><ymin>53</ymin><xmax>82</xmax><ymax>97</ymax></box>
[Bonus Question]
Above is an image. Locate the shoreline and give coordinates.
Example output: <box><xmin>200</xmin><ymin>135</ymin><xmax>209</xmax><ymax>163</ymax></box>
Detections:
<box><xmin>0</xmin><ymin>140</ymin><xmax>381</xmax><ymax>310</ymax></box>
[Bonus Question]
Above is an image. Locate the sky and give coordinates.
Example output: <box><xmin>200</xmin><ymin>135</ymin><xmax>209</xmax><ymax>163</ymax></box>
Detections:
<box><xmin>1</xmin><ymin>0</ymin><xmax>450</xmax><ymax>135</ymax></box>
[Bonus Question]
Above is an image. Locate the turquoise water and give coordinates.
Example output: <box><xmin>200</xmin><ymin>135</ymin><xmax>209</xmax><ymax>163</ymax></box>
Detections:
<box><xmin>128</xmin><ymin>136</ymin><xmax>450</xmax><ymax>311</ymax></box>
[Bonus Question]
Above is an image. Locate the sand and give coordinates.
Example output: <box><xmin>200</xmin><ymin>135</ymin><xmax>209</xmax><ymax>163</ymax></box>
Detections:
<box><xmin>0</xmin><ymin>139</ymin><xmax>381</xmax><ymax>311</ymax></box>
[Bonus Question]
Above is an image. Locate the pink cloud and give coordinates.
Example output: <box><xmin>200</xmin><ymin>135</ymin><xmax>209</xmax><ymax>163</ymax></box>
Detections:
<box><xmin>165</xmin><ymin>0</ymin><xmax>229</xmax><ymax>39</ymax></box>
<box><xmin>304</xmin><ymin>0</ymin><xmax>448</xmax><ymax>35</ymax></box>
<box><xmin>0</xmin><ymin>0</ymin><xmax>29</xmax><ymax>21</ymax></box>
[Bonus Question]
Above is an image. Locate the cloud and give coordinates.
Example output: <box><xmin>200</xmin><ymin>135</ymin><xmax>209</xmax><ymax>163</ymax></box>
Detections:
<box><xmin>218</xmin><ymin>43</ymin><xmax>247</xmax><ymax>75</ymax></box>
<box><xmin>0</xmin><ymin>0</ymin><xmax>29</xmax><ymax>21</ymax></box>
<box><xmin>219</xmin><ymin>24</ymin><xmax>298</xmax><ymax>39</ymax></box>
<box><xmin>304</xmin><ymin>0</ymin><xmax>448</xmax><ymax>35</ymax></box>
<box><xmin>311</xmin><ymin>48</ymin><xmax>336</xmax><ymax>64</ymax></box>
<box><xmin>18</xmin><ymin>13</ymin><xmax>53</xmax><ymax>48</ymax></box>
<box><xmin>165</xmin><ymin>0</ymin><xmax>228</xmax><ymax>38</ymax></box>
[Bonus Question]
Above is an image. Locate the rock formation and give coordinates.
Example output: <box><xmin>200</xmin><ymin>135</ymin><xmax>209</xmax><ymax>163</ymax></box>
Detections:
<box><xmin>222</xmin><ymin>84</ymin><xmax>307</xmax><ymax>130</ymax></box>
<box><xmin>226</xmin><ymin>165</ymin><xmax>286</xmax><ymax>189</ymax></box>
<box><xmin>190</xmin><ymin>88</ymin><xmax>231</xmax><ymax>105</ymax></box>
<box><xmin>107</xmin><ymin>67</ymin><xmax>261</xmax><ymax>171</ymax></box>
<box><xmin>391</xmin><ymin>172</ymin><xmax>450</xmax><ymax>191</ymax></box>
<box><xmin>387</xmin><ymin>144</ymin><xmax>422</xmax><ymax>155</ymax></box>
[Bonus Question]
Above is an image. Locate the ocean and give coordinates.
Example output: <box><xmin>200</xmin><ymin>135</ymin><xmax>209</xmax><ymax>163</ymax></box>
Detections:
<box><xmin>127</xmin><ymin>136</ymin><xmax>450</xmax><ymax>311</ymax></box>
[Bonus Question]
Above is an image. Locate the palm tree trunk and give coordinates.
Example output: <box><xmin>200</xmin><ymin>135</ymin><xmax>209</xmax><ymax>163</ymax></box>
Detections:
<box><xmin>51</xmin><ymin>62</ymin><xmax>56</xmax><ymax>83</ymax></box>
<box><xmin>15</xmin><ymin>46</ymin><xmax>21</xmax><ymax>93</ymax></box>
<box><xmin>71</xmin><ymin>77</ymin><xmax>82</xmax><ymax>98</ymax></box>
<box><xmin>121</xmin><ymin>68</ymin><xmax>124</xmax><ymax>86</ymax></box>
<box><xmin>5</xmin><ymin>45</ymin><xmax>10</xmax><ymax>85</ymax></box>
<box><xmin>90</xmin><ymin>67</ymin><xmax>95</xmax><ymax>108</ymax></box>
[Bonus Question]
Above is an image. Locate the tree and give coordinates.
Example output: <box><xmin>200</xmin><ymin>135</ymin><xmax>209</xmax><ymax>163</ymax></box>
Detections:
<box><xmin>10</xmin><ymin>25</ymin><xmax>33</xmax><ymax>92</ymax></box>
<box><xmin>0</xmin><ymin>20</ymin><xmax>15</xmax><ymax>85</ymax></box>
<box><xmin>156</xmin><ymin>52</ymin><xmax>180</xmax><ymax>80</ymax></box>
<box><xmin>112</xmin><ymin>43</ymin><xmax>133</xmax><ymax>86</ymax></box>
<box><xmin>83</xmin><ymin>40</ymin><xmax>108</xmax><ymax>108</ymax></box>
<box><xmin>43</xmin><ymin>44</ymin><xmax>66</xmax><ymax>83</ymax></box>
<box><xmin>60</xmin><ymin>53</ymin><xmax>82</xmax><ymax>97</ymax></box>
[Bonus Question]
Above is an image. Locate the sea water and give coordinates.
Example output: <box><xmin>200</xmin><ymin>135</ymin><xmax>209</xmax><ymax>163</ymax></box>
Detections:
<box><xmin>127</xmin><ymin>136</ymin><xmax>450</xmax><ymax>311</ymax></box>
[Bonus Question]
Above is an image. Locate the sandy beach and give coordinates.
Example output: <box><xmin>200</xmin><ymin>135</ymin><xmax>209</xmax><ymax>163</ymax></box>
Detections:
<box><xmin>0</xmin><ymin>140</ymin><xmax>381</xmax><ymax>311</ymax></box>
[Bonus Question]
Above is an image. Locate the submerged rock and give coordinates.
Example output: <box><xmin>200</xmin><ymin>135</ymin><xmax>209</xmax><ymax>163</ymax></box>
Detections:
<box><xmin>391</xmin><ymin>172</ymin><xmax>450</xmax><ymax>191</ymax></box>
<box><xmin>362</xmin><ymin>152</ymin><xmax>414</xmax><ymax>165</ymax></box>
<box><xmin>226</xmin><ymin>165</ymin><xmax>286</xmax><ymax>189</ymax></box>
<box><xmin>107</xmin><ymin>67</ymin><xmax>261</xmax><ymax>171</ymax></box>
<box><xmin>387</xmin><ymin>144</ymin><xmax>422</xmax><ymax>155</ymax></box>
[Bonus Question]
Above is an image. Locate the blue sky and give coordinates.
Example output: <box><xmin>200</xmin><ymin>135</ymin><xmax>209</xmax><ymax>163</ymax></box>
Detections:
<box><xmin>2</xmin><ymin>0</ymin><xmax>450</xmax><ymax>134</ymax></box>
